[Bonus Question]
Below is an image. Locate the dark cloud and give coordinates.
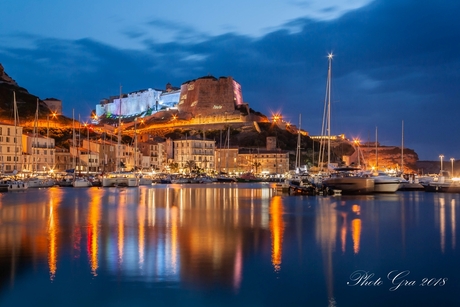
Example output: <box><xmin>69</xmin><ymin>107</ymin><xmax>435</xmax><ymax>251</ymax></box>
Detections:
<box><xmin>1</xmin><ymin>0</ymin><xmax>459</xmax><ymax>159</ymax></box>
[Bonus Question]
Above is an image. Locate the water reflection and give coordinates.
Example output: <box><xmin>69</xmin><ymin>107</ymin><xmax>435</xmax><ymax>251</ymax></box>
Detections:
<box><xmin>1</xmin><ymin>187</ymin><xmax>460</xmax><ymax>307</ymax></box>
<box><xmin>269</xmin><ymin>195</ymin><xmax>284</xmax><ymax>272</ymax></box>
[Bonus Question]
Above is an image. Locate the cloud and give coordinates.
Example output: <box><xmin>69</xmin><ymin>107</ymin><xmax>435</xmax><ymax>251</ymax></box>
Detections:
<box><xmin>1</xmin><ymin>0</ymin><xmax>460</xmax><ymax>159</ymax></box>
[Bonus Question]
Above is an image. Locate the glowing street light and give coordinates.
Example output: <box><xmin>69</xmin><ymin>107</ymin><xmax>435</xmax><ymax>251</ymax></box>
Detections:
<box><xmin>439</xmin><ymin>154</ymin><xmax>444</xmax><ymax>171</ymax></box>
<box><xmin>451</xmin><ymin>158</ymin><xmax>455</xmax><ymax>177</ymax></box>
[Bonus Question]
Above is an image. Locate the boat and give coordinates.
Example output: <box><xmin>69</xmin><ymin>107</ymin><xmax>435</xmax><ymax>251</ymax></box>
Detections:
<box><xmin>72</xmin><ymin>177</ymin><xmax>92</xmax><ymax>187</ymax></box>
<box><xmin>216</xmin><ymin>174</ymin><xmax>236</xmax><ymax>182</ymax></box>
<box><xmin>0</xmin><ymin>178</ymin><xmax>28</xmax><ymax>191</ymax></box>
<box><xmin>359</xmin><ymin>171</ymin><xmax>401</xmax><ymax>193</ymax></box>
<box><xmin>421</xmin><ymin>171</ymin><xmax>460</xmax><ymax>193</ymax></box>
<box><xmin>236</xmin><ymin>172</ymin><xmax>264</xmax><ymax>182</ymax></box>
<box><xmin>102</xmin><ymin>171</ymin><xmax>139</xmax><ymax>187</ymax></box>
<box><xmin>138</xmin><ymin>174</ymin><xmax>153</xmax><ymax>185</ymax></box>
<box><xmin>316</xmin><ymin>54</ymin><xmax>374</xmax><ymax>195</ymax></box>
<box><xmin>322</xmin><ymin>167</ymin><xmax>374</xmax><ymax>195</ymax></box>
<box><xmin>26</xmin><ymin>176</ymin><xmax>56</xmax><ymax>188</ymax></box>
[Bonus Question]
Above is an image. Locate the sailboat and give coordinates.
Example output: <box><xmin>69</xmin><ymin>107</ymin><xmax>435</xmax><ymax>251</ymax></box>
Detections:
<box><xmin>102</xmin><ymin>87</ymin><xmax>139</xmax><ymax>187</ymax></box>
<box><xmin>216</xmin><ymin>127</ymin><xmax>236</xmax><ymax>182</ymax></box>
<box><xmin>26</xmin><ymin>99</ymin><xmax>56</xmax><ymax>188</ymax></box>
<box><xmin>319</xmin><ymin>54</ymin><xmax>374</xmax><ymax>195</ymax></box>
<box><xmin>4</xmin><ymin>92</ymin><xmax>28</xmax><ymax>191</ymax></box>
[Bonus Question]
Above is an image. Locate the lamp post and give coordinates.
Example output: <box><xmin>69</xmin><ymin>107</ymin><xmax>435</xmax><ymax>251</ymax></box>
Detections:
<box><xmin>439</xmin><ymin>154</ymin><xmax>444</xmax><ymax>172</ymax></box>
<box><xmin>451</xmin><ymin>158</ymin><xmax>455</xmax><ymax>177</ymax></box>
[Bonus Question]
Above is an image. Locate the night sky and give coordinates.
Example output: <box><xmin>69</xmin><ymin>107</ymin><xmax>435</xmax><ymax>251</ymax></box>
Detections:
<box><xmin>1</xmin><ymin>0</ymin><xmax>459</xmax><ymax>160</ymax></box>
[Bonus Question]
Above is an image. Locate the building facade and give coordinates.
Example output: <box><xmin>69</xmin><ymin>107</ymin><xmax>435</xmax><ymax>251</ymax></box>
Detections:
<box><xmin>0</xmin><ymin>122</ymin><xmax>23</xmax><ymax>173</ymax></box>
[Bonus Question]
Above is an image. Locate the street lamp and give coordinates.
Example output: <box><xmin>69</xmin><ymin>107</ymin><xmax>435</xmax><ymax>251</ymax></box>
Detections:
<box><xmin>451</xmin><ymin>158</ymin><xmax>455</xmax><ymax>177</ymax></box>
<box><xmin>439</xmin><ymin>154</ymin><xmax>444</xmax><ymax>172</ymax></box>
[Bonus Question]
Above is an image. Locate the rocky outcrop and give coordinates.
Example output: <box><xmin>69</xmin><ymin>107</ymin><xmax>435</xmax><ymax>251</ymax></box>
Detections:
<box><xmin>0</xmin><ymin>64</ymin><xmax>17</xmax><ymax>86</ymax></box>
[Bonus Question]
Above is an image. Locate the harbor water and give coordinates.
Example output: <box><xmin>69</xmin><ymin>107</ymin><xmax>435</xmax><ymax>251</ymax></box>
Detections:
<box><xmin>0</xmin><ymin>183</ymin><xmax>459</xmax><ymax>307</ymax></box>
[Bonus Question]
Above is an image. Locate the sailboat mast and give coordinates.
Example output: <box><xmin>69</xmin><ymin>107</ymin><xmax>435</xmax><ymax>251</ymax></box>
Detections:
<box><xmin>401</xmin><ymin>120</ymin><xmax>404</xmax><ymax>174</ymax></box>
<box><xmin>72</xmin><ymin>109</ymin><xmax>76</xmax><ymax>176</ymax></box>
<box><xmin>375</xmin><ymin>126</ymin><xmax>378</xmax><ymax>169</ymax></box>
<box><xmin>117</xmin><ymin>86</ymin><xmax>122</xmax><ymax>171</ymax></box>
<box><xmin>327</xmin><ymin>54</ymin><xmax>332</xmax><ymax>169</ymax></box>
<box><xmin>13</xmin><ymin>92</ymin><xmax>17</xmax><ymax>172</ymax></box>
<box><xmin>296</xmin><ymin>114</ymin><xmax>301</xmax><ymax>170</ymax></box>
<box><xmin>226</xmin><ymin>126</ymin><xmax>230</xmax><ymax>172</ymax></box>
<box><xmin>33</xmin><ymin>99</ymin><xmax>39</xmax><ymax>173</ymax></box>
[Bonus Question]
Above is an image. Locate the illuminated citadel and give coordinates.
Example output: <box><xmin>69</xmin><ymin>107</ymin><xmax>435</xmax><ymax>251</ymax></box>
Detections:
<box><xmin>96</xmin><ymin>76</ymin><xmax>252</xmax><ymax>122</ymax></box>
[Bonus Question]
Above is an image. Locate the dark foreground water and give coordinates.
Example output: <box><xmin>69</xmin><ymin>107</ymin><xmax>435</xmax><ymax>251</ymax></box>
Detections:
<box><xmin>0</xmin><ymin>183</ymin><xmax>459</xmax><ymax>307</ymax></box>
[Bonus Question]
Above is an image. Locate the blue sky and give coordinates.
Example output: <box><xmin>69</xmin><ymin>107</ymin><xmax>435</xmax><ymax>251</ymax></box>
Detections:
<box><xmin>1</xmin><ymin>0</ymin><xmax>459</xmax><ymax>160</ymax></box>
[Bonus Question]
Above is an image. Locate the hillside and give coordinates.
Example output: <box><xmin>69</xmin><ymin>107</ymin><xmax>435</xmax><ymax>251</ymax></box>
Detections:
<box><xmin>1</xmin><ymin>63</ymin><xmax>421</xmax><ymax>173</ymax></box>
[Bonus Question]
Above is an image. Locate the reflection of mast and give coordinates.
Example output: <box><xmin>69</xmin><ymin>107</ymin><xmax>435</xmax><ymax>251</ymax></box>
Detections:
<box><xmin>269</xmin><ymin>195</ymin><xmax>284</xmax><ymax>272</ymax></box>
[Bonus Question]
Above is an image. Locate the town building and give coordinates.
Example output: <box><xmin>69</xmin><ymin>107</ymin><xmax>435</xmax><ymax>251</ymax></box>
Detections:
<box><xmin>0</xmin><ymin>122</ymin><xmax>23</xmax><ymax>173</ymax></box>
<box><xmin>173</xmin><ymin>136</ymin><xmax>215</xmax><ymax>173</ymax></box>
<box><xmin>22</xmin><ymin>133</ymin><xmax>55</xmax><ymax>173</ymax></box>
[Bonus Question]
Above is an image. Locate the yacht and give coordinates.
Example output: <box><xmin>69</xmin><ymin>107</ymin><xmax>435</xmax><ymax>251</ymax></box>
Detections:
<box><xmin>102</xmin><ymin>171</ymin><xmax>139</xmax><ymax>187</ymax></box>
<box><xmin>322</xmin><ymin>167</ymin><xmax>375</xmax><ymax>195</ymax></box>
<box><xmin>359</xmin><ymin>171</ymin><xmax>402</xmax><ymax>193</ymax></box>
<box><xmin>72</xmin><ymin>177</ymin><xmax>92</xmax><ymax>187</ymax></box>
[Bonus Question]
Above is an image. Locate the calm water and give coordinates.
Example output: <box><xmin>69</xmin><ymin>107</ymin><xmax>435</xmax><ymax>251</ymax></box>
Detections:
<box><xmin>0</xmin><ymin>184</ymin><xmax>459</xmax><ymax>307</ymax></box>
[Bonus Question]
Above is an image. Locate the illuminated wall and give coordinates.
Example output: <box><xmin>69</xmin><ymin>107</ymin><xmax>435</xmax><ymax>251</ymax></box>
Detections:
<box><xmin>96</xmin><ymin>88</ymin><xmax>180</xmax><ymax>118</ymax></box>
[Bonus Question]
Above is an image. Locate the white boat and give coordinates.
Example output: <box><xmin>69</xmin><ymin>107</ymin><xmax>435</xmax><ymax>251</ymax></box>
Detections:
<box><xmin>359</xmin><ymin>171</ymin><xmax>401</xmax><ymax>193</ymax></box>
<box><xmin>102</xmin><ymin>171</ymin><xmax>139</xmax><ymax>187</ymax></box>
<box><xmin>0</xmin><ymin>179</ymin><xmax>28</xmax><ymax>191</ymax></box>
<box><xmin>27</xmin><ymin>177</ymin><xmax>56</xmax><ymax>188</ymax></box>
<box><xmin>72</xmin><ymin>177</ymin><xmax>92</xmax><ymax>187</ymax></box>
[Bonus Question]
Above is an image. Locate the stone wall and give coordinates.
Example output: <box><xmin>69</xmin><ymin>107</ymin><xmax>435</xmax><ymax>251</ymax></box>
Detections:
<box><xmin>178</xmin><ymin>76</ymin><xmax>242</xmax><ymax>116</ymax></box>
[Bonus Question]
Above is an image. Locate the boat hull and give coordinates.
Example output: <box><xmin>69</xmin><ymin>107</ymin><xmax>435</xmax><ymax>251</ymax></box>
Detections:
<box><xmin>322</xmin><ymin>177</ymin><xmax>374</xmax><ymax>195</ymax></box>
<box><xmin>374</xmin><ymin>182</ymin><xmax>401</xmax><ymax>193</ymax></box>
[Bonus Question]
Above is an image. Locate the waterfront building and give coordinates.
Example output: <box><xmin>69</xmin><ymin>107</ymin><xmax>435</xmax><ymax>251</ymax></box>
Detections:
<box><xmin>54</xmin><ymin>146</ymin><xmax>73</xmax><ymax>173</ymax></box>
<box><xmin>173</xmin><ymin>136</ymin><xmax>215</xmax><ymax>173</ymax></box>
<box><xmin>138</xmin><ymin>139</ymin><xmax>167</xmax><ymax>171</ymax></box>
<box><xmin>22</xmin><ymin>133</ymin><xmax>55</xmax><ymax>173</ymax></box>
<box><xmin>0</xmin><ymin>122</ymin><xmax>23</xmax><ymax>173</ymax></box>
<box><xmin>215</xmin><ymin>146</ymin><xmax>239</xmax><ymax>174</ymax></box>
<box><xmin>237</xmin><ymin>148</ymin><xmax>289</xmax><ymax>175</ymax></box>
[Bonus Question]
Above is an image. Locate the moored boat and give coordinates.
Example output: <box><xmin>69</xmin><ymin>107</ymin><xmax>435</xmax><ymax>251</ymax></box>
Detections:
<box><xmin>102</xmin><ymin>171</ymin><xmax>139</xmax><ymax>187</ymax></box>
<box><xmin>236</xmin><ymin>172</ymin><xmax>264</xmax><ymax>182</ymax></box>
<box><xmin>322</xmin><ymin>167</ymin><xmax>374</xmax><ymax>195</ymax></box>
<box><xmin>72</xmin><ymin>177</ymin><xmax>92</xmax><ymax>187</ymax></box>
<box><xmin>359</xmin><ymin>171</ymin><xmax>402</xmax><ymax>193</ymax></box>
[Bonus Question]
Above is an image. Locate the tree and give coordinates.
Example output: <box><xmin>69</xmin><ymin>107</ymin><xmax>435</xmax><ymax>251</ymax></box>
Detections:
<box><xmin>184</xmin><ymin>160</ymin><xmax>196</xmax><ymax>174</ymax></box>
<box><xmin>252</xmin><ymin>161</ymin><xmax>261</xmax><ymax>173</ymax></box>
<box><xmin>168</xmin><ymin>162</ymin><xmax>179</xmax><ymax>173</ymax></box>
